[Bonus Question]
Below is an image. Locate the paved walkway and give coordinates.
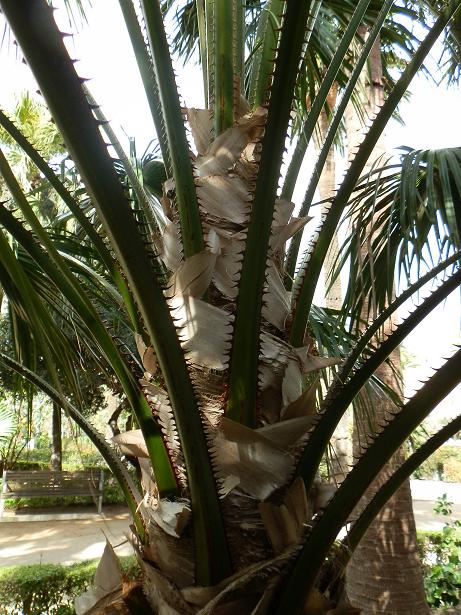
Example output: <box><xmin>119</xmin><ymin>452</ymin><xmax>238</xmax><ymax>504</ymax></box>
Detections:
<box><xmin>413</xmin><ymin>499</ymin><xmax>461</xmax><ymax>531</ymax></box>
<box><xmin>0</xmin><ymin>505</ymin><xmax>133</xmax><ymax>566</ymax></box>
<box><xmin>0</xmin><ymin>500</ymin><xmax>460</xmax><ymax>567</ymax></box>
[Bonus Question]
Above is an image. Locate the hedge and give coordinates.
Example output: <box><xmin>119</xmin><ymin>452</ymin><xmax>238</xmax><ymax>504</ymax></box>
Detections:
<box><xmin>418</xmin><ymin>530</ymin><xmax>448</xmax><ymax>561</ymax></box>
<box><xmin>413</xmin><ymin>446</ymin><xmax>461</xmax><ymax>482</ymax></box>
<box><xmin>418</xmin><ymin>528</ymin><xmax>461</xmax><ymax>609</ymax></box>
<box><xmin>0</xmin><ymin>556</ymin><xmax>139</xmax><ymax>615</ymax></box>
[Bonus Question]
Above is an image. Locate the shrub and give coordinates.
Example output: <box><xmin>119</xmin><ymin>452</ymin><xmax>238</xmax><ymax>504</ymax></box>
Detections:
<box><xmin>18</xmin><ymin>448</ymin><xmax>105</xmax><ymax>471</ymax></box>
<box><xmin>413</xmin><ymin>447</ymin><xmax>461</xmax><ymax>482</ymax></box>
<box><xmin>9</xmin><ymin>460</ymin><xmax>44</xmax><ymax>471</ymax></box>
<box><xmin>443</xmin><ymin>457</ymin><xmax>461</xmax><ymax>484</ymax></box>
<box><xmin>102</xmin><ymin>473</ymin><xmax>127</xmax><ymax>505</ymax></box>
<box><xmin>0</xmin><ymin>556</ymin><xmax>139</xmax><ymax>615</ymax></box>
<box><xmin>418</xmin><ymin>495</ymin><xmax>461</xmax><ymax>609</ymax></box>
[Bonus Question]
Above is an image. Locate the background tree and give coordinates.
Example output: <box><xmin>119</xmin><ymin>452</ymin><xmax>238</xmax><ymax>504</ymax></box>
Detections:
<box><xmin>0</xmin><ymin>92</ymin><xmax>114</xmax><ymax>471</ymax></box>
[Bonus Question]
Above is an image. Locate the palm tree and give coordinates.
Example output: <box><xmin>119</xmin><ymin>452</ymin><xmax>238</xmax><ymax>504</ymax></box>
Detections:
<box><xmin>0</xmin><ymin>1</ymin><xmax>461</xmax><ymax>613</ymax></box>
<box><xmin>0</xmin><ymin>91</ymin><xmax>64</xmax><ymax>190</ymax></box>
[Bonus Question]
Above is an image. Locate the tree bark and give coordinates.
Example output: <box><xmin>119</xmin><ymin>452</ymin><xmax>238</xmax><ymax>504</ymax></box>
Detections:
<box><xmin>347</xmin><ymin>351</ymin><xmax>429</xmax><ymax>614</ymax></box>
<box><xmin>50</xmin><ymin>401</ymin><xmax>62</xmax><ymax>472</ymax></box>
<box><xmin>348</xmin><ymin>489</ymin><xmax>426</xmax><ymax>614</ymax></box>
<box><xmin>344</xmin><ymin>33</ymin><xmax>429</xmax><ymax>615</ymax></box>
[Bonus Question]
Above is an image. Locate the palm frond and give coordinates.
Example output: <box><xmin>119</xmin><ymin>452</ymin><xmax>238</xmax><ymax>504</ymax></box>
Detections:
<box><xmin>341</xmin><ymin>146</ymin><xmax>461</xmax><ymax>324</ymax></box>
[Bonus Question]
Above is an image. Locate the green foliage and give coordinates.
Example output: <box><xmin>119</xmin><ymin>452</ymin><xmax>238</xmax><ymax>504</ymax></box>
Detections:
<box><xmin>0</xmin><ymin>393</ymin><xmax>111</xmax><ymax>474</ymax></box>
<box><xmin>0</xmin><ymin>91</ymin><xmax>64</xmax><ymax>192</ymax></box>
<box><xmin>0</xmin><ymin>556</ymin><xmax>139</xmax><ymax>615</ymax></box>
<box><xmin>0</xmin><ymin>397</ymin><xmax>30</xmax><ymax>473</ymax></box>
<box><xmin>421</xmin><ymin>495</ymin><xmax>461</xmax><ymax>608</ymax></box>
<box><xmin>0</xmin><ymin>306</ymin><xmax>109</xmax><ymax>421</ymax></box>
<box><xmin>19</xmin><ymin>441</ymin><xmax>107</xmax><ymax>470</ymax></box>
<box><xmin>0</xmin><ymin>399</ymin><xmax>15</xmax><ymax>443</ymax></box>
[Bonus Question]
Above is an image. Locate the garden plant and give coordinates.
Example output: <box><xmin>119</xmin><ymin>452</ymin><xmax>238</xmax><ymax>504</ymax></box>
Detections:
<box><xmin>423</xmin><ymin>495</ymin><xmax>461</xmax><ymax>609</ymax></box>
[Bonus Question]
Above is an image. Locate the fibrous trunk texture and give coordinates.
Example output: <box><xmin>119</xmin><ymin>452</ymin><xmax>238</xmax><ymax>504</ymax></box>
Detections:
<box><xmin>347</xmin><ymin>352</ymin><xmax>429</xmax><ymax>615</ymax></box>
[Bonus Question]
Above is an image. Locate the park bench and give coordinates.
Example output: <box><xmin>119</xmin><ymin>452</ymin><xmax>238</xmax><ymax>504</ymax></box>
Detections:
<box><xmin>0</xmin><ymin>469</ymin><xmax>104</xmax><ymax>517</ymax></box>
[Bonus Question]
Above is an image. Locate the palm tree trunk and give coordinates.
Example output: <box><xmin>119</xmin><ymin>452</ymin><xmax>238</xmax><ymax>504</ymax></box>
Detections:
<box><xmin>347</xmin><ymin>351</ymin><xmax>429</xmax><ymax>614</ymax></box>
<box><xmin>50</xmin><ymin>401</ymin><xmax>62</xmax><ymax>472</ymax></box>
<box><xmin>344</xmin><ymin>32</ymin><xmax>429</xmax><ymax>615</ymax></box>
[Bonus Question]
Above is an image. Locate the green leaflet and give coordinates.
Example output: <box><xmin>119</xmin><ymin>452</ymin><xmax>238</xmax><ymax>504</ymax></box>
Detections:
<box><xmin>284</xmin><ymin>0</ymin><xmax>394</xmax><ymax>288</ymax></box>
<box><xmin>340</xmin><ymin>147</ymin><xmax>461</xmax><ymax>324</ymax></box>
<box><xmin>0</xmin><ymin>108</ymin><xmax>139</xmax><ymax>329</ymax></box>
<box><xmin>0</xmin><ymin>200</ymin><xmax>177</xmax><ymax>497</ymax></box>
<box><xmin>226</xmin><ymin>1</ymin><xmax>312</xmax><ymax>427</ymax></box>
<box><xmin>294</xmin><ymin>266</ymin><xmax>461</xmax><ymax>494</ymax></box>
<box><xmin>276</xmin><ymin>347</ymin><xmax>461</xmax><ymax>613</ymax></box>
<box><xmin>140</xmin><ymin>0</ymin><xmax>204</xmax><ymax>257</ymax></box>
<box><xmin>0</xmin><ymin>230</ymin><xmax>83</xmax><ymax>402</ymax></box>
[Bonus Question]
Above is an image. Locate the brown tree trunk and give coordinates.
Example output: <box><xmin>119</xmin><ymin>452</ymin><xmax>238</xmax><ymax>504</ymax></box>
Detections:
<box><xmin>50</xmin><ymin>401</ymin><xmax>62</xmax><ymax>472</ymax></box>
<box><xmin>344</xmin><ymin>33</ymin><xmax>429</xmax><ymax>615</ymax></box>
<box><xmin>347</xmin><ymin>352</ymin><xmax>429</xmax><ymax>614</ymax></box>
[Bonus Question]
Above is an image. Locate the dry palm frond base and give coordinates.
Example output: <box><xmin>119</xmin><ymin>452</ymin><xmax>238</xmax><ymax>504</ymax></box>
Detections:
<box><xmin>77</xmin><ymin>107</ymin><xmax>345</xmax><ymax>615</ymax></box>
